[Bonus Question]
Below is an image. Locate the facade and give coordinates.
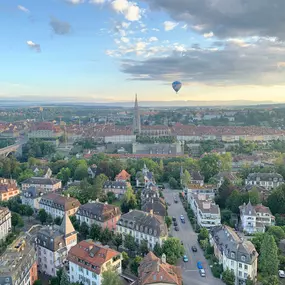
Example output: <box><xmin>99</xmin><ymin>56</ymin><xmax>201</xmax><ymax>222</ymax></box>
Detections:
<box><xmin>0</xmin><ymin>207</ymin><xmax>11</xmax><ymax>242</ymax></box>
<box><xmin>103</xmin><ymin>181</ymin><xmax>129</xmax><ymax>198</ymax></box>
<box><xmin>31</xmin><ymin>166</ymin><xmax>52</xmax><ymax>178</ymax></box>
<box><xmin>116</xmin><ymin>209</ymin><xmax>168</xmax><ymax>249</ymax></box>
<box><xmin>137</xmin><ymin>252</ymin><xmax>182</xmax><ymax>285</ymax></box>
<box><xmin>133</xmin><ymin>94</ymin><xmax>141</xmax><ymax>134</ymax></box>
<box><xmin>28</xmin><ymin>122</ymin><xmax>62</xmax><ymax>139</ymax></box>
<box><xmin>187</xmin><ymin>184</ymin><xmax>216</xmax><ymax>199</ymax></box>
<box><xmin>39</xmin><ymin>193</ymin><xmax>81</xmax><ymax>219</ymax></box>
<box><xmin>68</xmin><ymin>240</ymin><xmax>122</xmax><ymax>285</ymax></box>
<box><xmin>190</xmin><ymin>170</ymin><xmax>204</xmax><ymax>185</ymax></box>
<box><xmin>22</xmin><ymin>177</ymin><xmax>62</xmax><ymax>192</ymax></box>
<box><xmin>36</xmin><ymin>214</ymin><xmax>77</xmax><ymax>276</ymax></box>
<box><xmin>188</xmin><ymin>193</ymin><xmax>221</xmax><ymax>228</ymax></box>
<box><xmin>88</xmin><ymin>165</ymin><xmax>97</xmax><ymax>178</ymax></box>
<box><xmin>210</xmin><ymin>225</ymin><xmax>258</xmax><ymax>285</ymax></box>
<box><xmin>0</xmin><ymin>234</ymin><xmax>38</xmax><ymax>285</ymax></box>
<box><xmin>0</xmin><ymin>178</ymin><xmax>20</xmax><ymax>201</ymax></box>
<box><xmin>214</xmin><ymin>172</ymin><xmax>239</xmax><ymax>188</ymax></box>
<box><xmin>239</xmin><ymin>201</ymin><xmax>275</xmax><ymax>234</ymax></box>
<box><xmin>21</xmin><ymin>186</ymin><xmax>47</xmax><ymax>212</ymax></box>
<box><xmin>141</xmin><ymin>187</ymin><xmax>160</xmax><ymax>204</ymax></box>
<box><xmin>245</xmin><ymin>172</ymin><xmax>284</xmax><ymax>190</ymax></box>
<box><xmin>76</xmin><ymin>201</ymin><xmax>121</xmax><ymax>230</ymax></box>
<box><xmin>132</xmin><ymin>142</ymin><xmax>183</xmax><ymax>155</ymax></box>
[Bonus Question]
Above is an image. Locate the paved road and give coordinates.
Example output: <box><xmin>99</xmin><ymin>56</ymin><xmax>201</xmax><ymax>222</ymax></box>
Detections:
<box><xmin>164</xmin><ymin>188</ymin><xmax>224</xmax><ymax>285</ymax></box>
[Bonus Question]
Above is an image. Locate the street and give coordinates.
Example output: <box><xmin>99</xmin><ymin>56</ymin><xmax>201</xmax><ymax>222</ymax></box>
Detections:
<box><xmin>163</xmin><ymin>188</ymin><xmax>224</xmax><ymax>285</ymax></box>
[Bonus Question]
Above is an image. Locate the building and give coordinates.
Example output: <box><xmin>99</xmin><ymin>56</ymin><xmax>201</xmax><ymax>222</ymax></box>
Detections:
<box><xmin>190</xmin><ymin>170</ymin><xmax>204</xmax><ymax>185</ymax></box>
<box><xmin>88</xmin><ymin>165</ymin><xmax>97</xmax><ymax>179</ymax></box>
<box><xmin>0</xmin><ymin>234</ymin><xmax>38</xmax><ymax>285</ymax></box>
<box><xmin>0</xmin><ymin>207</ymin><xmax>11</xmax><ymax>242</ymax></box>
<box><xmin>0</xmin><ymin>178</ymin><xmax>20</xmax><ymax>201</ymax></box>
<box><xmin>115</xmin><ymin>170</ymin><xmax>131</xmax><ymax>182</ymax></box>
<box><xmin>136</xmin><ymin>252</ymin><xmax>182</xmax><ymax>285</ymax></box>
<box><xmin>141</xmin><ymin>187</ymin><xmax>160</xmax><ymax>204</ymax></box>
<box><xmin>76</xmin><ymin>201</ymin><xmax>121</xmax><ymax>230</ymax></box>
<box><xmin>133</xmin><ymin>94</ymin><xmax>141</xmax><ymax>134</ymax></box>
<box><xmin>21</xmin><ymin>186</ymin><xmax>47</xmax><ymax>212</ymax></box>
<box><xmin>68</xmin><ymin>240</ymin><xmax>122</xmax><ymax>285</ymax></box>
<box><xmin>132</xmin><ymin>143</ymin><xmax>183</xmax><ymax>156</ymax></box>
<box><xmin>187</xmin><ymin>184</ymin><xmax>216</xmax><ymax>199</ymax></box>
<box><xmin>31</xmin><ymin>165</ymin><xmax>52</xmax><ymax>178</ymax></box>
<box><xmin>141</xmin><ymin>197</ymin><xmax>167</xmax><ymax>217</ymax></box>
<box><xmin>239</xmin><ymin>201</ymin><xmax>275</xmax><ymax>234</ymax></box>
<box><xmin>213</xmin><ymin>172</ymin><xmax>239</xmax><ymax>188</ymax></box>
<box><xmin>116</xmin><ymin>209</ymin><xmax>168</xmax><ymax>249</ymax></box>
<box><xmin>245</xmin><ymin>173</ymin><xmax>284</xmax><ymax>190</ymax></box>
<box><xmin>136</xmin><ymin>164</ymin><xmax>155</xmax><ymax>187</ymax></box>
<box><xmin>36</xmin><ymin>214</ymin><xmax>77</xmax><ymax>276</ymax></box>
<box><xmin>103</xmin><ymin>181</ymin><xmax>129</xmax><ymax>199</ymax></box>
<box><xmin>22</xmin><ymin>177</ymin><xmax>62</xmax><ymax>192</ymax></box>
<box><xmin>210</xmin><ymin>225</ymin><xmax>258</xmax><ymax>285</ymax></box>
<box><xmin>39</xmin><ymin>193</ymin><xmax>80</xmax><ymax>219</ymax></box>
<box><xmin>188</xmin><ymin>193</ymin><xmax>221</xmax><ymax>228</ymax></box>
<box><xmin>28</xmin><ymin>122</ymin><xmax>62</xmax><ymax>139</ymax></box>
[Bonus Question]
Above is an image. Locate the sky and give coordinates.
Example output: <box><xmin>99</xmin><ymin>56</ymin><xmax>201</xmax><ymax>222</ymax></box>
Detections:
<box><xmin>1</xmin><ymin>0</ymin><xmax>285</xmax><ymax>103</ymax></box>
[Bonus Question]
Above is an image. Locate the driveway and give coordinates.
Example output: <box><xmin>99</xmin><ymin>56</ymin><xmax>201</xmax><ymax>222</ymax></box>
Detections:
<box><xmin>164</xmin><ymin>188</ymin><xmax>224</xmax><ymax>285</ymax></box>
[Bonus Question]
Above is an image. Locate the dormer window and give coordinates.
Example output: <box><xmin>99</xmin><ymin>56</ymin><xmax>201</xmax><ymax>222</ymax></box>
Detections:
<box><xmin>241</xmin><ymin>255</ymin><xmax>246</xmax><ymax>262</ymax></box>
<box><xmin>231</xmin><ymin>252</ymin><xmax>235</xmax><ymax>259</ymax></box>
<box><xmin>140</xmin><ymin>225</ymin><xmax>143</xmax><ymax>232</ymax></box>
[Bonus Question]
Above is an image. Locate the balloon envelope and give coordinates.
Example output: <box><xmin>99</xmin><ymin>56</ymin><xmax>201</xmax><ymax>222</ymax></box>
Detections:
<box><xmin>172</xmin><ymin>81</ymin><xmax>182</xmax><ymax>93</ymax></box>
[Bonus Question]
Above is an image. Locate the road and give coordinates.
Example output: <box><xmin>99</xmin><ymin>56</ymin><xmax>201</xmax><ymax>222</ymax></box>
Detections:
<box><xmin>164</xmin><ymin>188</ymin><xmax>224</xmax><ymax>285</ymax></box>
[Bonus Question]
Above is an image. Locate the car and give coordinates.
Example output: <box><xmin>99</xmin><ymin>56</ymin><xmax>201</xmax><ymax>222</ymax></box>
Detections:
<box><xmin>197</xmin><ymin>261</ymin><xmax>203</xmax><ymax>269</ymax></box>
<box><xmin>192</xmin><ymin>246</ymin><xmax>197</xmax><ymax>252</ymax></box>
<box><xmin>279</xmin><ymin>270</ymin><xmax>285</xmax><ymax>278</ymax></box>
<box><xmin>183</xmin><ymin>255</ymin><xmax>188</xmax><ymax>262</ymax></box>
<box><xmin>174</xmin><ymin>199</ymin><xmax>178</xmax><ymax>203</ymax></box>
<box><xmin>172</xmin><ymin>217</ymin><xmax>176</xmax><ymax>221</ymax></box>
<box><xmin>173</xmin><ymin>221</ymin><xmax>178</xmax><ymax>226</ymax></box>
<box><xmin>174</xmin><ymin>226</ymin><xmax>179</xmax><ymax>231</ymax></box>
<box><xmin>181</xmin><ymin>219</ymin><xmax>185</xmax><ymax>224</ymax></box>
<box><xmin>199</xmin><ymin>269</ymin><xmax>206</xmax><ymax>277</ymax></box>
<box><xmin>180</xmin><ymin>215</ymin><xmax>184</xmax><ymax>219</ymax></box>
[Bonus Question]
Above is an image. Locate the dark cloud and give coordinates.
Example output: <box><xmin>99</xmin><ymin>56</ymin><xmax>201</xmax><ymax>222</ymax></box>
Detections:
<box><xmin>120</xmin><ymin>38</ymin><xmax>285</xmax><ymax>85</ymax></box>
<box><xmin>50</xmin><ymin>17</ymin><xmax>71</xmax><ymax>35</ymax></box>
<box><xmin>142</xmin><ymin>0</ymin><xmax>285</xmax><ymax>39</ymax></box>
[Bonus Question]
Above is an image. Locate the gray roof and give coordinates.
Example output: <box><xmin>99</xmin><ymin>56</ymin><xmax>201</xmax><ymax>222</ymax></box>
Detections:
<box><xmin>239</xmin><ymin>201</ymin><xmax>256</xmax><ymax>216</ymax></box>
<box><xmin>141</xmin><ymin>197</ymin><xmax>167</xmax><ymax>217</ymax></box>
<box><xmin>192</xmin><ymin>194</ymin><xmax>220</xmax><ymax>215</ymax></box>
<box><xmin>22</xmin><ymin>177</ymin><xmax>61</xmax><ymax>185</ymax></box>
<box><xmin>118</xmin><ymin>210</ymin><xmax>167</xmax><ymax>238</ymax></box>
<box><xmin>210</xmin><ymin>225</ymin><xmax>258</xmax><ymax>264</ymax></box>
<box><xmin>246</xmin><ymin>172</ymin><xmax>283</xmax><ymax>182</ymax></box>
<box><xmin>31</xmin><ymin>165</ymin><xmax>51</xmax><ymax>173</ymax></box>
<box><xmin>190</xmin><ymin>170</ymin><xmax>204</xmax><ymax>181</ymax></box>
<box><xmin>21</xmin><ymin>186</ymin><xmax>47</xmax><ymax>199</ymax></box>
<box><xmin>214</xmin><ymin>172</ymin><xmax>238</xmax><ymax>181</ymax></box>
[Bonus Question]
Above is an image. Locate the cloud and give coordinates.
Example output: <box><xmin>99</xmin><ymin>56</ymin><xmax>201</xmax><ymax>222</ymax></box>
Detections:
<box><xmin>121</xmin><ymin>37</ymin><xmax>129</xmax><ymax>43</ymax></box>
<box><xmin>143</xmin><ymin>0</ymin><xmax>285</xmax><ymax>39</ymax></box>
<box><xmin>111</xmin><ymin>0</ymin><xmax>141</xmax><ymax>21</ymax></box>
<box><xmin>149</xmin><ymin>36</ymin><xmax>158</xmax><ymax>42</ymax></box>
<box><xmin>65</xmin><ymin>0</ymin><xmax>84</xmax><ymax>4</ymax></box>
<box><xmin>120</xmin><ymin>37</ymin><xmax>285</xmax><ymax>85</ymax></box>
<box><xmin>204</xmin><ymin>32</ymin><xmax>214</xmax><ymax>38</ymax></box>
<box><xmin>17</xmin><ymin>5</ymin><xmax>29</xmax><ymax>13</ymax></box>
<box><xmin>163</xmin><ymin>21</ymin><xmax>178</xmax><ymax>31</ymax></box>
<box><xmin>89</xmin><ymin>0</ymin><xmax>105</xmax><ymax>3</ymax></box>
<box><xmin>50</xmin><ymin>17</ymin><xmax>71</xmax><ymax>35</ymax></box>
<box><xmin>26</xmin><ymin>41</ymin><xmax>41</xmax><ymax>52</ymax></box>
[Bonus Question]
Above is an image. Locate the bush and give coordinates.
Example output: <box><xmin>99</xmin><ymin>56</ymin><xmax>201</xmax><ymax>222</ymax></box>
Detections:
<box><xmin>211</xmin><ymin>263</ymin><xmax>223</xmax><ymax>278</ymax></box>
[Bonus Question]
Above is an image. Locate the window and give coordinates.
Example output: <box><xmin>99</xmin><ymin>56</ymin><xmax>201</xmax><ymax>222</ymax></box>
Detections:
<box><xmin>244</xmin><ymin>265</ymin><xmax>248</xmax><ymax>270</ymax></box>
<box><xmin>86</xmin><ymin>269</ymin><xmax>89</xmax><ymax>275</ymax></box>
<box><xmin>92</xmin><ymin>273</ymin><xmax>97</xmax><ymax>279</ymax></box>
<box><xmin>79</xmin><ymin>267</ymin><xmax>83</xmax><ymax>273</ymax></box>
<box><xmin>231</xmin><ymin>252</ymin><xmax>235</xmax><ymax>258</ymax></box>
<box><xmin>239</xmin><ymin>271</ymin><xmax>242</xmax><ymax>277</ymax></box>
<box><xmin>244</xmin><ymin>273</ymin><xmax>248</xmax><ymax>279</ymax></box>
<box><xmin>239</xmin><ymin>263</ymin><xmax>242</xmax><ymax>268</ymax></box>
<box><xmin>231</xmin><ymin>261</ymin><xmax>234</xmax><ymax>266</ymax></box>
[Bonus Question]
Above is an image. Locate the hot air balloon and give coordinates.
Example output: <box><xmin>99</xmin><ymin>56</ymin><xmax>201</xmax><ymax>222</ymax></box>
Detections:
<box><xmin>172</xmin><ymin>81</ymin><xmax>182</xmax><ymax>93</ymax></box>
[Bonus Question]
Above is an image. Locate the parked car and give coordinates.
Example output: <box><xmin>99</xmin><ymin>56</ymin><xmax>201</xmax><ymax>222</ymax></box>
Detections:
<box><xmin>173</xmin><ymin>221</ymin><xmax>178</xmax><ymax>226</ymax></box>
<box><xmin>174</xmin><ymin>226</ymin><xmax>179</xmax><ymax>231</ymax></box>
<box><xmin>181</xmin><ymin>219</ymin><xmax>185</xmax><ymax>224</ymax></box>
<box><xmin>279</xmin><ymin>270</ymin><xmax>285</xmax><ymax>278</ymax></box>
<box><xmin>199</xmin><ymin>269</ymin><xmax>206</xmax><ymax>277</ymax></box>
<box><xmin>192</xmin><ymin>246</ymin><xmax>197</xmax><ymax>252</ymax></box>
<box><xmin>172</xmin><ymin>217</ymin><xmax>176</xmax><ymax>221</ymax></box>
<box><xmin>197</xmin><ymin>261</ymin><xmax>203</xmax><ymax>269</ymax></box>
<box><xmin>180</xmin><ymin>215</ymin><xmax>184</xmax><ymax>220</ymax></box>
<box><xmin>183</xmin><ymin>255</ymin><xmax>189</xmax><ymax>262</ymax></box>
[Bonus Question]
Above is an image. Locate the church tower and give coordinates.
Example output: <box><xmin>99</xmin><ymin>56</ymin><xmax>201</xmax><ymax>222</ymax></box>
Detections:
<box><xmin>133</xmin><ymin>94</ymin><xmax>141</xmax><ymax>134</ymax></box>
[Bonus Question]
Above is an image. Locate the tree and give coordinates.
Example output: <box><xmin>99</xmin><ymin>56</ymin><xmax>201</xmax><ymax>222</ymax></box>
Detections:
<box><xmin>113</xmin><ymin>233</ymin><xmax>123</xmax><ymax>250</ymax></box>
<box><xmin>122</xmin><ymin>251</ymin><xmax>129</xmax><ymax>269</ymax></box>
<box><xmin>199</xmin><ymin>154</ymin><xmax>220</xmax><ymax>182</ymax></box>
<box><xmin>251</xmin><ymin>232</ymin><xmax>265</xmax><ymax>254</ymax></box>
<box><xmin>259</xmin><ymin>233</ymin><xmax>279</xmax><ymax>276</ymax></box>
<box><xmin>139</xmin><ymin>240</ymin><xmax>149</xmax><ymax>256</ymax></box>
<box><xmin>100</xmin><ymin>228</ymin><xmax>113</xmax><ymax>245</ymax></box>
<box><xmin>169</xmin><ymin>177</ymin><xmax>179</xmax><ymax>189</ymax></box>
<box><xmin>25</xmin><ymin>206</ymin><xmax>34</xmax><ymax>220</ymax></box>
<box><xmin>153</xmin><ymin>243</ymin><xmax>162</xmax><ymax>257</ymax></box>
<box><xmin>33</xmin><ymin>280</ymin><xmax>42</xmax><ymax>285</ymax></box>
<box><xmin>215</xmin><ymin>178</ymin><xmax>235</xmax><ymax>209</ymax></box>
<box><xmin>89</xmin><ymin>224</ymin><xmax>102</xmax><ymax>241</ymax></box>
<box><xmin>47</xmin><ymin>214</ymin><xmax>53</xmax><ymax>224</ymax></box>
<box><xmin>57</xmin><ymin>167</ymin><xmax>71</xmax><ymax>185</ymax></box>
<box><xmin>165</xmin><ymin>216</ymin><xmax>172</xmax><ymax>228</ymax></box>
<box><xmin>93</xmin><ymin>174</ymin><xmax>108</xmax><ymax>199</ymax></box>
<box><xmin>262</xmin><ymin>275</ymin><xmax>279</xmax><ymax>285</ymax></box>
<box><xmin>74</xmin><ymin>164</ymin><xmax>88</xmax><ymax>180</ymax></box>
<box><xmin>60</xmin><ymin>270</ymin><xmax>70</xmax><ymax>285</ymax></box>
<box><xmin>267</xmin><ymin>184</ymin><xmax>285</xmax><ymax>215</ymax></box>
<box><xmin>130</xmin><ymin>256</ymin><xmax>143</xmax><ymax>276</ymax></box>
<box><xmin>198</xmin><ymin>228</ymin><xmax>209</xmax><ymax>242</ymax></box>
<box><xmin>181</xmin><ymin>169</ymin><xmax>191</xmax><ymax>188</ymax></box>
<box><xmin>161</xmin><ymin>238</ymin><xmax>185</xmax><ymax>265</ymax></box>
<box><xmin>54</xmin><ymin>217</ymin><xmax>62</xmax><ymax>225</ymax></box>
<box><xmin>107</xmin><ymin>191</ymin><xmax>116</xmax><ymax>204</ymax></box>
<box><xmin>219</xmin><ymin>152</ymin><xmax>232</xmax><ymax>171</ymax></box>
<box><xmin>121</xmin><ymin>186</ymin><xmax>137</xmax><ymax>213</ymax></box>
<box><xmin>38</xmin><ymin>209</ymin><xmax>48</xmax><ymax>224</ymax></box>
<box><xmin>79</xmin><ymin>222</ymin><xmax>89</xmax><ymax>239</ymax></box>
<box><xmin>124</xmin><ymin>234</ymin><xmax>137</xmax><ymax>252</ymax></box>
<box><xmin>102</xmin><ymin>270</ymin><xmax>122</xmax><ymax>285</ymax></box>
<box><xmin>11</xmin><ymin>213</ymin><xmax>23</xmax><ymax>229</ymax></box>
<box><xmin>222</xmin><ymin>269</ymin><xmax>235</xmax><ymax>285</ymax></box>
<box><xmin>245</xmin><ymin>276</ymin><xmax>254</xmax><ymax>285</ymax></box>
<box><xmin>248</xmin><ymin>188</ymin><xmax>260</xmax><ymax>205</ymax></box>
<box><xmin>267</xmin><ymin>226</ymin><xmax>285</xmax><ymax>243</ymax></box>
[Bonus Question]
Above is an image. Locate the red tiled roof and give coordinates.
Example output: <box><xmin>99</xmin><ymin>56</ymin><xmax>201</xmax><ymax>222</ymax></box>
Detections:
<box><xmin>115</xmin><ymin>169</ymin><xmax>130</xmax><ymax>181</ymax></box>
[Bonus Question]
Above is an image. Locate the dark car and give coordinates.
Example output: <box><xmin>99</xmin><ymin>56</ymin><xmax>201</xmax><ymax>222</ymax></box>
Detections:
<box><xmin>173</xmin><ymin>221</ymin><xmax>178</xmax><ymax>226</ymax></box>
<box><xmin>172</xmin><ymin>217</ymin><xmax>176</xmax><ymax>221</ymax></box>
<box><xmin>192</xmin><ymin>246</ymin><xmax>198</xmax><ymax>252</ymax></box>
<box><xmin>174</xmin><ymin>226</ymin><xmax>179</xmax><ymax>231</ymax></box>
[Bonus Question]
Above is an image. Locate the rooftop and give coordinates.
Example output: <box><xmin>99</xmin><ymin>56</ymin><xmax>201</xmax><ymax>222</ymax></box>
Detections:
<box><xmin>40</xmin><ymin>193</ymin><xmax>81</xmax><ymax>211</ymax></box>
<box><xmin>22</xmin><ymin>177</ymin><xmax>61</xmax><ymax>185</ymax></box>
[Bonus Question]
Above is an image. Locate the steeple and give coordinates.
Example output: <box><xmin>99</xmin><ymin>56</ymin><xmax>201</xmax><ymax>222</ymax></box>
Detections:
<box><xmin>60</xmin><ymin>213</ymin><xmax>75</xmax><ymax>236</ymax></box>
<box><xmin>133</xmin><ymin>94</ymin><xmax>141</xmax><ymax>134</ymax></box>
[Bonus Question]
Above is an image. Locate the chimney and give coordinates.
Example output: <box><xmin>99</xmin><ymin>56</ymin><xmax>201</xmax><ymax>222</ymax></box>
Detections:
<box><xmin>150</xmin><ymin>209</ymin><xmax>153</xmax><ymax>216</ymax></box>
<box><xmin>161</xmin><ymin>253</ymin><xmax>166</xmax><ymax>264</ymax></box>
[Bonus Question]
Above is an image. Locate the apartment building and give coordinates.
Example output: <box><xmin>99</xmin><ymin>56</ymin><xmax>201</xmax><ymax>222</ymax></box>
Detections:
<box><xmin>22</xmin><ymin>177</ymin><xmax>62</xmax><ymax>192</ymax></box>
<box><xmin>68</xmin><ymin>240</ymin><xmax>122</xmax><ymax>285</ymax></box>
<box><xmin>116</xmin><ymin>209</ymin><xmax>168</xmax><ymax>249</ymax></box>
<box><xmin>187</xmin><ymin>184</ymin><xmax>216</xmax><ymax>199</ymax></box>
<box><xmin>188</xmin><ymin>193</ymin><xmax>221</xmax><ymax>228</ymax></box>
<box><xmin>36</xmin><ymin>214</ymin><xmax>77</xmax><ymax>276</ymax></box>
<box><xmin>0</xmin><ymin>178</ymin><xmax>20</xmax><ymax>201</ymax></box>
<box><xmin>103</xmin><ymin>181</ymin><xmax>129</xmax><ymax>199</ymax></box>
<box><xmin>239</xmin><ymin>201</ymin><xmax>275</xmax><ymax>234</ymax></box>
<box><xmin>0</xmin><ymin>235</ymin><xmax>38</xmax><ymax>285</ymax></box>
<box><xmin>76</xmin><ymin>201</ymin><xmax>121</xmax><ymax>230</ymax></box>
<box><xmin>0</xmin><ymin>207</ymin><xmax>11</xmax><ymax>242</ymax></box>
<box><xmin>210</xmin><ymin>225</ymin><xmax>258</xmax><ymax>285</ymax></box>
<box><xmin>21</xmin><ymin>186</ymin><xmax>47</xmax><ymax>212</ymax></box>
<box><xmin>245</xmin><ymin>173</ymin><xmax>284</xmax><ymax>190</ymax></box>
<box><xmin>39</xmin><ymin>193</ymin><xmax>81</xmax><ymax>219</ymax></box>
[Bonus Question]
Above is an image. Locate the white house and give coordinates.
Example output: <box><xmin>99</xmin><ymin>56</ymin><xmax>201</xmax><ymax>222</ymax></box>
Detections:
<box><xmin>239</xmin><ymin>201</ymin><xmax>275</xmax><ymax>234</ymax></box>
<box><xmin>245</xmin><ymin>173</ymin><xmax>284</xmax><ymax>190</ymax></box>
<box><xmin>68</xmin><ymin>240</ymin><xmax>122</xmax><ymax>285</ymax></box>
<box><xmin>21</xmin><ymin>186</ymin><xmax>47</xmax><ymax>212</ymax></box>
<box><xmin>22</xmin><ymin>177</ymin><xmax>62</xmax><ymax>192</ymax></box>
<box><xmin>210</xmin><ymin>225</ymin><xmax>258</xmax><ymax>285</ymax></box>
<box><xmin>0</xmin><ymin>207</ymin><xmax>11</xmax><ymax>241</ymax></box>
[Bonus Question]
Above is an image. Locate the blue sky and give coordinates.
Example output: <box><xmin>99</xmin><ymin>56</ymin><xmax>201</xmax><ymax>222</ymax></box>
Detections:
<box><xmin>1</xmin><ymin>0</ymin><xmax>285</xmax><ymax>102</ymax></box>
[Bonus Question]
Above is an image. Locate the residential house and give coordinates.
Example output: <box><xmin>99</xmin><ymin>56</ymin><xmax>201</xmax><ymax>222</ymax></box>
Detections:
<box><xmin>36</xmin><ymin>214</ymin><xmax>77</xmax><ymax>276</ymax></box>
<box><xmin>239</xmin><ymin>201</ymin><xmax>275</xmax><ymax>234</ymax></box>
<box><xmin>116</xmin><ymin>209</ymin><xmax>168</xmax><ymax>250</ymax></box>
<box><xmin>87</xmin><ymin>164</ymin><xmax>97</xmax><ymax>179</ymax></box>
<box><xmin>103</xmin><ymin>181</ymin><xmax>130</xmax><ymax>199</ymax></box>
<box><xmin>245</xmin><ymin>173</ymin><xmax>284</xmax><ymax>190</ymax></box>
<box><xmin>210</xmin><ymin>225</ymin><xmax>258</xmax><ymax>285</ymax></box>
<box><xmin>0</xmin><ymin>234</ymin><xmax>38</xmax><ymax>285</ymax></box>
<box><xmin>136</xmin><ymin>252</ymin><xmax>182</xmax><ymax>285</ymax></box>
<box><xmin>188</xmin><ymin>193</ymin><xmax>221</xmax><ymax>228</ymax></box>
<box><xmin>76</xmin><ymin>201</ymin><xmax>121</xmax><ymax>230</ymax></box>
<box><xmin>141</xmin><ymin>197</ymin><xmax>167</xmax><ymax>217</ymax></box>
<box><xmin>213</xmin><ymin>172</ymin><xmax>239</xmax><ymax>188</ymax></box>
<box><xmin>68</xmin><ymin>240</ymin><xmax>122</xmax><ymax>285</ymax></box>
<box><xmin>39</xmin><ymin>193</ymin><xmax>81</xmax><ymax>219</ymax></box>
<box><xmin>190</xmin><ymin>170</ymin><xmax>204</xmax><ymax>185</ymax></box>
<box><xmin>141</xmin><ymin>187</ymin><xmax>160</xmax><ymax>204</ymax></box>
<box><xmin>136</xmin><ymin>164</ymin><xmax>155</xmax><ymax>187</ymax></box>
<box><xmin>115</xmin><ymin>170</ymin><xmax>130</xmax><ymax>182</ymax></box>
<box><xmin>22</xmin><ymin>177</ymin><xmax>62</xmax><ymax>192</ymax></box>
<box><xmin>0</xmin><ymin>178</ymin><xmax>20</xmax><ymax>201</ymax></box>
<box><xmin>21</xmin><ymin>186</ymin><xmax>47</xmax><ymax>212</ymax></box>
<box><xmin>187</xmin><ymin>184</ymin><xmax>216</xmax><ymax>199</ymax></box>
<box><xmin>0</xmin><ymin>207</ymin><xmax>11</xmax><ymax>242</ymax></box>
<box><xmin>31</xmin><ymin>165</ymin><xmax>52</xmax><ymax>178</ymax></box>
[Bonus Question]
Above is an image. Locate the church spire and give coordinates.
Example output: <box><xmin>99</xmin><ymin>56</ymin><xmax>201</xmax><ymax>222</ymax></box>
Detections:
<box><xmin>133</xmin><ymin>93</ymin><xmax>141</xmax><ymax>134</ymax></box>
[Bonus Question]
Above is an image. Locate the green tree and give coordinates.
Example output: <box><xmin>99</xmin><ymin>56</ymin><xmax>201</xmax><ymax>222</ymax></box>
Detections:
<box><xmin>130</xmin><ymin>256</ymin><xmax>143</xmax><ymax>276</ymax></box>
<box><xmin>25</xmin><ymin>206</ymin><xmax>34</xmax><ymax>220</ymax></box>
<box><xmin>153</xmin><ymin>243</ymin><xmax>163</xmax><ymax>257</ymax></box>
<box><xmin>102</xmin><ymin>270</ymin><xmax>122</xmax><ymax>285</ymax></box>
<box><xmin>57</xmin><ymin>167</ymin><xmax>71</xmax><ymax>185</ymax></box>
<box><xmin>219</xmin><ymin>152</ymin><xmax>232</xmax><ymax>171</ymax></box>
<box><xmin>33</xmin><ymin>280</ymin><xmax>42</xmax><ymax>285</ymax></box>
<box><xmin>198</xmin><ymin>228</ymin><xmax>209</xmax><ymax>242</ymax></box>
<box><xmin>181</xmin><ymin>169</ymin><xmax>191</xmax><ymax>188</ymax></box>
<box><xmin>100</xmin><ymin>228</ymin><xmax>113</xmax><ymax>245</ymax></box>
<box><xmin>124</xmin><ymin>234</ymin><xmax>137</xmax><ymax>252</ymax></box>
<box><xmin>169</xmin><ymin>177</ymin><xmax>179</xmax><ymax>189</ymax></box>
<box><xmin>74</xmin><ymin>164</ymin><xmax>88</xmax><ymax>180</ymax></box>
<box><xmin>222</xmin><ymin>269</ymin><xmax>235</xmax><ymax>285</ymax></box>
<box><xmin>93</xmin><ymin>174</ymin><xmax>108</xmax><ymax>199</ymax></box>
<box><xmin>11</xmin><ymin>213</ymin><xmax>23</xmax><ymax>229</ymax></box>
<box><xmin>60</xmin><ymin>269</ymin><xmax>70</xmax><ymax>285</ymax></box>
<box><xmin>245</xmin><ymin>277</ymin><xmax>254</xmax><ymax>285</ymax></box>
<box><xmin>251</xmin><ymin>232</ymin><xmax>265</xmax><ymax>254</ymax></box>
<box><xmin>121</xmin><ymin>186</ymin><xmax>137</xmax><ymax>213</ymax></box>
<box><xmin>262</xmin><ymin>275</ymin><xmax>279</xmax><ymax>285</ymax></box>
<box><xmin>47</xmin><ymin>214</ymin><xmax>53</xmax><ymax>224</ymax></box>
<box><xmin>267</xmin><ymin>184</ymin><xmax>285</xmax><ymax>215</ymax></box>
<box><xmin>161</xmin><ymin>238</ymin><xmax>185</xmax><ymax>265</ymax></box>
<box><xmin>259</xmin><ymin>233</ymin><xmax>279</xmax><ymax>276</ymax></box>
<box><xmin>122</xmin><ymin>251</ymin><xmax>129</xmax><ymax>269</ymax></box>
<box><xmin>107</xmin><ymin>192</ymin><xmax>116</xmax><ymax>204</ymax></box>
<box><xmin>139</xmin><ymin>240</ymin><xmax>149</xmax><ymax>256</ymax></box>
<box><xmin>89</xmin><ymin>224</ymin><xmax>102</xmax><ymax>241</ymax></box>
<box><xmin>267</xmin><ymin>226</ymin><xmax>285</xmax><ymax>243</ymax></box>
<box><xmin>165</xmin><ymin>216</ymin><xmax>172</xmax><ymax>228</ymax></box>
<box><xmin>113</xmin><ymin>233</ymin><xmax>123</xmax><ymax>250</ymax></box>
<box><xmin>79</xmin><ymin>222</ymin><xmax>89</xmax><ymax>239</ymax></box>
<box><xmin>199</xmin><ymin>154</ymin><xmax>220</xmax><ymax>182</ymax></box>
<box><xmin>38</xmin><ymin>209</ymin><xmax>48</xmax><ymax>224</ymax></box>
<box><xmin>54</xmin><ymin>217</ymin><xmax>62</xmax><ymax>225</ymax></box>
<box><xmin>215</xmin><ymin>178</ymin><xmax>236</xmax><ymax>209</ymax></box>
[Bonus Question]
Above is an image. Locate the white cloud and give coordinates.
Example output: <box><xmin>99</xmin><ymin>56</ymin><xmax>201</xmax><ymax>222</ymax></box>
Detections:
<box><xmin>164</xmin><ymin>21</ymin><xmax>178</xmax><ymax>31</ymax></box>
<box><xmin>121</xmin><ymin>37</ymin><xmax>129</xmax><ymax>43</ymax></box>
<box><xmin>17</xmin><ymin>5</ymin><xmax>29</xmax><ymax>13</ymax></box>
<box><xmin>182</xmin><ymin>24</ymin><xmax>188</xmax><ymax>30</ymax></box>
<box><xmin>149</xmin><ymin>36</ymin><xmax>158</xmax><ymax>42</ymax></box>
<box><xmin>66</xmin><ymin>0</ymin><xmax>84</xmax><ymax>3</ymax></box>
<box><xmin>204</xmin><ymin>32</ymin><xmax>214</xmax><ymax>38</ymax></box>
<box><xmin>122</xmin><ymin>22</ymin><xmax>130</xmax><ymax>28</ymax></box>
<box><xmin>89</xmin><ymin>0</ymin><xmax>104</xmax><ymax>3</ymax></box>
<box><xmin>111</xmin><ymin>0</ymin><xmax>141</xmax><ymax>21</ymax></box>
<box><xmin>26</xmin><ymin>41</ymin><xmax>41</xmax><ymax>52</ymax></box>
<box><xmin>152</xmin><ymin>28</ymin><xmax>160</xmax><ymax>32</ymax></box>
